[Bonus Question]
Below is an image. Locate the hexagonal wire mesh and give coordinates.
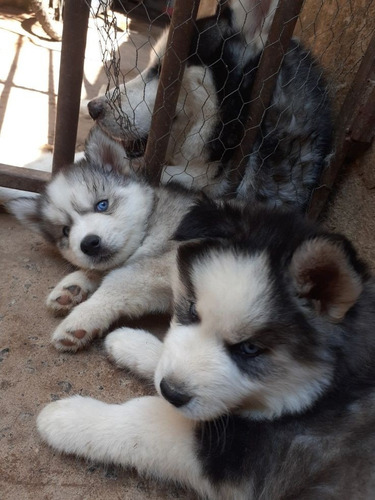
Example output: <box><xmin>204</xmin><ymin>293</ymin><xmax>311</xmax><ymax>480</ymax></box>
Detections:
<box><xmin>88</xmin><ymin>0</ymin><xmax>375</xmax><ymax>213</ymax></box>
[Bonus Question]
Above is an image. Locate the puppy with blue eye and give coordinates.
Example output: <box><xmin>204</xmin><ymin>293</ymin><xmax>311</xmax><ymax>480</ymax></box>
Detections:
<box><xmin>6</xmin><ymin>127</ymin><xmax>200</xmax><ymax>351</ymax></box>
<box><xmin>37</xmin><ymin>199</ymin><xmax>375</xmax><ymax>499</ymax></box>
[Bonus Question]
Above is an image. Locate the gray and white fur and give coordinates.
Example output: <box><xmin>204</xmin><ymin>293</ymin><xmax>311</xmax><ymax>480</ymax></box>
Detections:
<box><xmin>87</xmin><ymin>0</ymin><xmax>332</xmax><ymax>210</ymax></box>
<box><xmin>37</xmin><ymin>201</ymin><xmax>375</xmax><ymax>499</ymax></box>
<box><xmin>6</xmin><ymin>127</ymin><xmax>200</xmax><ymax>352</ymax></box>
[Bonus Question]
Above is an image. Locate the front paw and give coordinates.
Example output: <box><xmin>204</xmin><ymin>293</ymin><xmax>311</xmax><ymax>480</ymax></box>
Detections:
<box><xmin>47</xmin><ymin>284</ymin><xmax>88</xmax><ymax>315</ymax></box>
<box><xmin>37</xmin><ymin>396</ymin><xmax>103</xmax><ymax>455</ymax></box>
<box><xmin>52</xmin><ymin>306</ymin><xmax>104</xmax><ymax>352</ymax></box>
<box><xmin>47</xmin><ymin>272</ymin><xmax>98</xmax><ymax>315</ymax></box>
<box><xmin>105</xmin><ymin>328</ymin><xmax>162</xmax><ymax>379</ymax></box>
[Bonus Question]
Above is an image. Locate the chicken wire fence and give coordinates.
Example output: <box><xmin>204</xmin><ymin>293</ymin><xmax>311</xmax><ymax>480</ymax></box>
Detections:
<box><xmin>86</xmin><ymin>0</ymin><xmax>374</xmax><ymax>214</ymax></box>
<box><xmin>3</xmin><ymin>0</ymin><xmax>372</xmax><ymax>213</ymax></box>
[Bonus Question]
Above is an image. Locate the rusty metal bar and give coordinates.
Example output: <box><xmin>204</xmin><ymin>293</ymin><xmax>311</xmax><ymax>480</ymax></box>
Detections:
<box><xmin>142</xmin><ymin>0</ymin><xmax>201</xmax><ymax>185</ymax></box>
<box><xmin>52</xmin><ymin>0</ymin><xmax>91</xmax><ymax>174</ymax></box>
<box><xmin>227</xmin><ymin>0</ymin><xmax>305</xmax><ymax>191</ymax></box>
<box><xmin>0</xmin><ymin>164</ymin><xmax>50</xmax><ymax>193</ymax></box>
<box><xmin>307</xmin><ymin>31</ymin><xmax>375</xmax><ymax>220</ymax></box>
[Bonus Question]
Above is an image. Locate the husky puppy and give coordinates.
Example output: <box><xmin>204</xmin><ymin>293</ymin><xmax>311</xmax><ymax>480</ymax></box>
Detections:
<box><xmin>87</xmin><ymin>0</ymin><xmax>332</xmax><ymax>210</ymax></box>
<box><xmin>6</xmin><ymin>128</ymin><xmax>199</xmax><ymax>352</ymax></box>
<box><xmin>37</xmin><ymin>201</ymin><xmax>375</xmax><ymax>499</ymax></box>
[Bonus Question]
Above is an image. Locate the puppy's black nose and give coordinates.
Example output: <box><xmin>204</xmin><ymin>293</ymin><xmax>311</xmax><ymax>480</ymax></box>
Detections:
<box><xmin>81</xmin><ymin>234</ymin><xmax>101</xmax><ymax>256</ymax></box>
<box><xmin>88</xmin><ymin>99</ymin><xmax>104</xmax><ymax>120</ymax></box>
<box><xmin>159</xmin><ymin>378</ymin><xmax>192</xmax><ymax>408</ymax></box>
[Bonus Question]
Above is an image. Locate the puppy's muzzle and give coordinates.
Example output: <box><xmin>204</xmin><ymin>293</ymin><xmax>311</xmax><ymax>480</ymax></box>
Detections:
<box><xmin>88</xmin><ymin>99</ymin><xmax>104</xmax><ymax>120</ymax></box>
<box><xmin>81</xmin><ymin>234</ymin><xmax>102</xmax><ymax>256</ymax></box>
<box><xmin>159</xmin><ymin>378</ymin><xmax>192</xmax><ymax>408</ymax></box>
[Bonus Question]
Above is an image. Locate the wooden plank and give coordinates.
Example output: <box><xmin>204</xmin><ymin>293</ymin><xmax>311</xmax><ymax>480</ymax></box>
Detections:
<box><xmin>142</xmin><ymin>0</ymin><xmax>201</xmax><ymax>185</ymax></box>
<box><xmin>307</xmin><ymin>31</ymin><xmax>375</xmax><ymax>220</ymax></box>
<box><xmin>0</xmin><ymin>164</ymin><xmax>50</xmax><ymax>193</ymax></box>
<box><xmin>52</xmin><ymin>0</ymin><xmax>91</xmax><ymax>174</ymax></box>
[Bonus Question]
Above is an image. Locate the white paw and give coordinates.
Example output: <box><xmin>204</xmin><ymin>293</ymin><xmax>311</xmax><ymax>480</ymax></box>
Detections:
<box><xmin>105</xmin><ymin>328</ymin><xmax>163</xmax><ymax>379</ymax></box>
<box><xmin>37</xmin><ymin>396</ymin><xmax>105</xmax><ymax>455</ymax></box>
<box><xmin>47</xmin><ymin>272</ymin><xmax>98</xmax><ymax>315</ymax></box>
<box><xmin>51</xmin><ymin>304</ymin><xmax>105</xmax><ymax>352</ymax></box>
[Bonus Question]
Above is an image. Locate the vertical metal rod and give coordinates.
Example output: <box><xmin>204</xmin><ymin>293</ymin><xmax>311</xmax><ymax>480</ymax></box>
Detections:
<box><xmin>52</xmin><ymin>0</ymin><xmax>91</xmax><ymax>174</ymax></box>
<box><xmin>307</xmin><ymin>31</ymin><xmax>375</xmax><ymax>220</ymax></box>
<box><xmin>228</xmin><ymin>0</ymin><xmax>305</xmax><ymax>191</ymax></box>
<box><xmin>142</xmin><ymin>0</ymin><xmax>201</xmax><ymax>185</ymax></box>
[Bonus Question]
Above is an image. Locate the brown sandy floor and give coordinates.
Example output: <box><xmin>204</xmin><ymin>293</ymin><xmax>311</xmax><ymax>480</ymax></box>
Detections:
<box><xmin>0</xmin><ymin>212</ymin><xmax>195</xmax><ymax>499</ymax></box>
<box><xmin>1</xmin><ymin>4</ymin><xmax>375</xmax><ymax>500</ymax></box>
<box><xmin>0</xmin><ymin>6</ymin><xmax>195</xmax><ymax>500</ymax></box>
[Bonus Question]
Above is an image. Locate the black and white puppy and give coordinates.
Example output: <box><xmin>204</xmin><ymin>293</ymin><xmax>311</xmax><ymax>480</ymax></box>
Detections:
<box><xmin>37</xmin><ymin>201</ymin><xmax>375</xmax><ymax>499</ymax></box>
<box><xmin>88</xmin><ymin>0</ymin><xmax>332</xmax><ymax>210</ymax></box>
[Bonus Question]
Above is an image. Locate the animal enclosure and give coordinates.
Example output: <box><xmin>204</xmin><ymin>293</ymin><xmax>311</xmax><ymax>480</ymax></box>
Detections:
<box><xmin>1</xmin><ymin>0</ymin><xmax>374</xmax><ymax>217</ymax></box>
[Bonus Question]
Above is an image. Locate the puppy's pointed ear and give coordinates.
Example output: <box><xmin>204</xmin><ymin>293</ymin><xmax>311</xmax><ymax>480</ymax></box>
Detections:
<box><xmin>174</xmin><ymin>199</ymin><xmax>240</xmax><ymax>242</ymax></box>
<box><xmin>6</xmin><ymin>195</ymin><xmax>43</xmax><ymax>233</ymax></box>
<box><xmin>85</xmin><ymin>126</ymin><xmax>129</xmax><ymax>174</ymax></box>
<box><xmin>290</xmin><ymin>235</ymin><xmax>367</xmax><ymax>322</ymax></box>
<box><xmin>231</xmin><ymin>0</ymin><xmax>278</xmax><ymax>53</ymax></box>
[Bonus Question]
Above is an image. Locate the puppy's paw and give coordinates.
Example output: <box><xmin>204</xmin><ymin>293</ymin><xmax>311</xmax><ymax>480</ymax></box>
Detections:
<box><xmin>51</xmin><ymin>306</ymin><xmax>104</xmax><ymax>352</ymax></box>
<box><xmin>105</xmin><ymin>328</ymin><xmax>162</xmax><ymax>378</ymax></box>
<box><xmin>47</xmin><ymin>284</ymin><xmax>88</xmax><ymax>315</ymax></box>
<box><xmin>37</xmin><ymin>396</ymin><xmax>103</xmax><ymax>454</ymax></box>
<box><xmin>47</xmin><ymin>272</ymin><xmax>98</xmax><ymax>315</ymax></box>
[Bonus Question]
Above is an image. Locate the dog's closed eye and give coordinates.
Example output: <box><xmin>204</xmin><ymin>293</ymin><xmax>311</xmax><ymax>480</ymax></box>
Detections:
<box><xmin>188</xmin><ymin>301</ymin><xmax>199</xmax><ymax>323</ymax></box>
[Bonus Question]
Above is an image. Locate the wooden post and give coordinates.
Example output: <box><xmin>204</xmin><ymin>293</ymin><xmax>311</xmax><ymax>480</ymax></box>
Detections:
<box><xmin>52</xmin><ymin>0</ymin><xmax>91</xmax><ymax>174</ymax></box>
<box><xmin>142</xmin><ymin>0</ymin><xmax>201</xmax><ymax>185</ymax></box>
<box><xmin>308</xmin><ymin>31</ymin><xmax>375</xmax><ymax>220</ymax></box>
<box><xmin>0</xmin><ymin>164</ymin><xmax>50</xmax><ymax>193</ymax></box>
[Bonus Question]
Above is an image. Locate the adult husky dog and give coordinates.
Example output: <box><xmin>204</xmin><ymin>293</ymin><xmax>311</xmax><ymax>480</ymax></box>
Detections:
<box><xmin>6</xmin><ymin>128</ymin><xmax>200</xmax><ymax>352</ymax></box>
<box><xmin>37</xmin><ymin>201</ymin><xmax>375</xmax><ymax>499</ymax></box>
<box><xmin>88</xmin><ymin>0</ymin><xmax>332</xmax><ymax>210</ymax></box>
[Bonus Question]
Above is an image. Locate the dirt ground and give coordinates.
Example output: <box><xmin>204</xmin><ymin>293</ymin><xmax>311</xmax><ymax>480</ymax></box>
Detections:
<box><xmin>0</xmin><ymin>3</ymin><xmax>374</xmax><ymax>500</ymax></box>
<box><xmin>0</xmin><ymin>213</ymin><xmax>195</xmax><ymax>500</ymax></box>
<box><xmin>0</xmin><ymin>5</ymin><xmax>194</xmax><ymax>500</ymax></box>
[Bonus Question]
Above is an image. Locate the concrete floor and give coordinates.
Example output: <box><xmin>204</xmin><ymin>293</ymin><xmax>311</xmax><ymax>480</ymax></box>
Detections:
<box><xmin>0</xmin><ymin>6</ymin><xmax>194</xmax><ymax>500</ymax></box>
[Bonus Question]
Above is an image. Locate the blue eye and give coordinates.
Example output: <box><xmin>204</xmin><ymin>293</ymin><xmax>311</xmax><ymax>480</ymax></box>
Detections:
<box><xmin>235</xmin><ymin>341</ymin><xmax>264</xmax><ymax>358</ymax></box>
<box><xmin>96</xmin><ymin>200</ymin><xmax>108</xmax><ymax>212</ymax></box>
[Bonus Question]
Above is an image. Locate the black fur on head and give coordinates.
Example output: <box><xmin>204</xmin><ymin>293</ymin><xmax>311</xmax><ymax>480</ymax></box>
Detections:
<box><xmin>173</xmin><ymin>198</ymin><xmax>245</xmax><ymax>242</ymax></box>
<box><xmin>174</xmin><ymin>199</ymin><xmax>369</xmax><ymax>324</ymax></box>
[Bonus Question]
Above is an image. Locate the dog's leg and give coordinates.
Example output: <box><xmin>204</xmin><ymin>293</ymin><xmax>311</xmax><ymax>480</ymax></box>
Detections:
<box><xmin>37</xmin><ymin>395</ymin><xmax>214</xmax><ymax>499</ymax></box>
<box><xmin>105</xmin><ymin>327</ymin><xmax>163</xmax><ymax>379</ymax></box>
<box><xmin>47</xmin><ymin>270</ymin><xmax>102</xmax><ymax>315</ymax></box>
<box><xmin>51</xmin><ymin>256</ymin><xmax>173</xmax><ymax>351</ymax></box>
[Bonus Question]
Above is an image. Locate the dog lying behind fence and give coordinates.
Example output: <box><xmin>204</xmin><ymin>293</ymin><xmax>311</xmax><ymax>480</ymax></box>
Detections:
<box><xmin>6</xmin><ymin>127</ymin><xmax>201</xmax><ymax>352</ymax></box>
<box><xmin>37</xmin><ymin>200</ymin><xmax>375</xmax><ymax>499</ymax></box>
<box><xmin>88</xmin><ymin>0</ymin><xmax>332</xmax><ymax>210</ymax></box>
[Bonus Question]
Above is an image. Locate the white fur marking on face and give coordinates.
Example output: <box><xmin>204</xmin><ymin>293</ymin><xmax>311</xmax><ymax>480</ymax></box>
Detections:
<box><xmin>45</xmin><ymin>174</ymin><xmax>154</xmax><ymax>270</ymax></box>
<box><xmin>192</xmin><ymin>251</ymin><xmax>272</xmax><ymax>338</ymax></box>
<box><xmin>157</xmin><ymin>248</ymin><xmax>333</xmax><ymax>421</ymax></box>
<box><xmin>155</xmin><ymin>322</ymin><xmax>252</xmax><ymax>420</ymax></box>
<box><xmin>45</xmin><ymin>174</ymin><xmax>77</xmax><ymax>224</ymax></box>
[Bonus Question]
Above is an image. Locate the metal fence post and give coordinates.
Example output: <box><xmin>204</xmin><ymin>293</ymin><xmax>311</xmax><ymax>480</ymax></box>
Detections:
<box><xmin>52</xmin><ymin>0</ymin><xmax>91</xmax><ymax>174</ymax></box>
<box><xmin>142</xmin><ymin>0</ymin><xmax>201</xmax><ymax>185</ymax></box>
